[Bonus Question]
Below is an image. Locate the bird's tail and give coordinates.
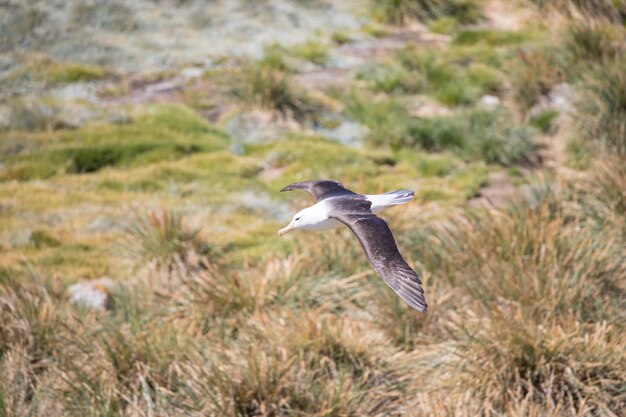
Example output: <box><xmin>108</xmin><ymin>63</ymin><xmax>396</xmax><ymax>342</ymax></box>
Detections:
<box><xmin>366</xmin><ymin>190</ymin><xmax>415</xmax><ymax>213</ymax></box>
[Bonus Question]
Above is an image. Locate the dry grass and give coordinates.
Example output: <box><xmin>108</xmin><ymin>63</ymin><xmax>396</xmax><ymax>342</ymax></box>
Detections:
<box><xmin>1</xmin><ymin>165</ymin><xmax>624</xmax><ymax>416</ymax></box>
<box><xmin>508</xmin><ymin>49</ymin><xmax>565</xmax><ymax>117</ymax></box>
<box><xmin>2</xmin><ymin>2</ymin><xmax>626</xmax><ymax>416</ymax></box>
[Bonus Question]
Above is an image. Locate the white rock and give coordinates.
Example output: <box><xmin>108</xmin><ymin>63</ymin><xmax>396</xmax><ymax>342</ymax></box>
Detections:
<box><xmin>480</xmin><ymin>95</ymin><xmax>500</xmax><ymax>109</ymax></box>
<box><xmin>67</xmin><ymin>277</ymin><xmax>115</xmax><ymax>311</ymax></box>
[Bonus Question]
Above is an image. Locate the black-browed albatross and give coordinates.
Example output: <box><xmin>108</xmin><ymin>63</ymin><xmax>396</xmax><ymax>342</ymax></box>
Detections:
<box><xmin>278</xmin><ymin>180</ymin><xmax>427</xmax><ymax>312</ymax></box>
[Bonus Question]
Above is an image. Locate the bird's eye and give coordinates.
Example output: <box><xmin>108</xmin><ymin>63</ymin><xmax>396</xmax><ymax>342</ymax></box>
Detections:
<box><xmin>295</xmin><ymin>216</ymin><xmax>301</xmax><ymax>221</ymax></box>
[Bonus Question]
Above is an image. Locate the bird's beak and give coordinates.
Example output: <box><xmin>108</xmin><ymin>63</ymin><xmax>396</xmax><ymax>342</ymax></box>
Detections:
<box><xmin>278</xmin><ymin>221</ymin><xmax>295</xmax><ymax>236</ymax></box>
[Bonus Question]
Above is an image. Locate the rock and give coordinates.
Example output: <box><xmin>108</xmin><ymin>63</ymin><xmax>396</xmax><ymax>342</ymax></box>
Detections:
<box><xmin>67</xmin><ymin>277</ymin><xmax>115</xmax><ymax>311</ymax></box>
<box><xmin>314</xmin><ymin>119</ymin><xmax>366</xmax><ymax>147</ymax></box>
<box><xmin>480</xmin><ymin>95</ymin><xmax>500</xmax><ymax>109</ymax></box>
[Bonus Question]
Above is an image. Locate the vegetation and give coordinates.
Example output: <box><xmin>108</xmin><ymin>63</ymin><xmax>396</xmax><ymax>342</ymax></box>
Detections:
<box><xmin>1</xmin><ymin>0</ymin><xmax>625</xmax><ymax>415</ymax></box>
<box><xmin>372</xmin><ymin>0</ymin><xmax>483</xmax><ymax>25</ymax></box>
<box><xmin>228</xmin><ymin>63</ymin><xmax>322</xmax><ymax>120</ymax></box>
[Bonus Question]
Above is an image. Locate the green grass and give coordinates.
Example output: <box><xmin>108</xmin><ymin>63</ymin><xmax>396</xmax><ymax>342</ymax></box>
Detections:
<box><xmin>2</xmin><ymin>2</ymin><xmax>625</xmax><ymax>415</ymax></box>
<box><xmin>452</xmin><ymin>29</ymin><xmax>530</xmax><ymax>46</ymax></box>
<box><xmin>0</xmin><ymin>104</ymin><xmax>227</xmax><ymax>181</ymax></box>
<box><xmin>355</xmin><ymin>63</ymin><xmax>423</xmax><ymax>95</ymax></box>
<box><xmin>563</xmin><ymin>22</ymin><xmax>625</xmax><ymax>66</ymax></box>
<box><xmin>396</xmin><ymin>47</ymin><xmax>502</xmax><ymax>105</ymax></box>
<box><xmin>39</xmin><ymin>62</ymin><xmax>109</xmax><ymax>84</ymax></box>
<box><xmin>372</xmin><ymin>0</ymin><xmax>483</xmax><ymax>25</ymax></box>
<box><xmin>228</xmin><ymin>63</ymin><xmax>322</xmax><ymax>120</ymax></box>
<box><xmin>343</xmin><ymin>90</ymin><xmax>536</xmax><ymax>166</ymax></box>
<box><xmin>529</xmin><ymin>109</ymin><xmax>559</xmax><ymax>133</ymax></box>
<box><xmin>576</xmin><ymin>58</ymin><xmax>626</xmax><ymax>155</ymax></box>
<box><xmin>428</xmin><ymin>16</ymin><xmax>458</xmax><ymax>34</ymax></box>
<box><xmin>287</xmin><ymin>40</ymin><xmax>329</xmax><ymax>65</ymax></box>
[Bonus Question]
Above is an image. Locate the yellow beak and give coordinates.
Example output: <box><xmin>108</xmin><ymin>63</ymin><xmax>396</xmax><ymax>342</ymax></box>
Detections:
<box><xmin>278</xmin><ymin>221</ymin><xmax>296</xmax><ymax>236</ymax></box>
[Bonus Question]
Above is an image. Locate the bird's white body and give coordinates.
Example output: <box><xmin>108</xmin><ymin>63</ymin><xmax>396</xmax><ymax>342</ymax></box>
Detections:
<box><xmin>292</xmin><ymin>190</ymin><xmax>414</xmax><ymax>231</ymax></box>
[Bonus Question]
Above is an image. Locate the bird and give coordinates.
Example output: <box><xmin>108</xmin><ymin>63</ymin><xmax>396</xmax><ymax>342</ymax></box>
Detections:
<box><xmin>278</xmin><ymin>180</ymin><xmax>427</xmax><ymax>312</ymax></box>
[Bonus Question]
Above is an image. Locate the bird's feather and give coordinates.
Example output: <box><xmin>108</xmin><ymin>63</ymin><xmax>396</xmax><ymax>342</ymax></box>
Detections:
<box><xmin>280</xmin><ymin>180</ymin><xmax>355</xmax><ymax>202</ymax></box>
<box><xmin>327</xmin><ymin>197</ymin><xmax>427</xmax><ymax>312</ymax></box>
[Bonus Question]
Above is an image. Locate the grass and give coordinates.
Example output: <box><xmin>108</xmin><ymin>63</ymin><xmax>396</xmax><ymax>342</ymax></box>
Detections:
<box><xmin>530</xmin><ymin>0</ymin><xmax>626</xmax><ymax>23</ymax></box>
<box><xmin>1</xmin><ymin>168</ymin><xmax>623</xmax><ymax>415</ymax></box>
<box><xmin>427</xmin><ymin>16</ymin><xmax>458</xmax><ymax>34</ymax></box>
<box><xmin>396</xmin><ymin>46</ymin><xmax>502</xmax><ymax>105</ymax></box>
<box><xmin>0</xmin><ymin>104</ymin><xmax>227</xmax><ymax>181</ymax></box>
<box><xmin>355</xmin><ymin>63</ymin><xmax>423</xmax><ymax>95</ymax></box>
<box><xmin>372</xmin><ymin>0</ymin><xmax>483</xmax><ymax>25</ymax></box>
<box><xmin>529</xmin><ymin>109</ymin><xmax>559</xmax><ymax>133</ymax></box>
<box><xmin>508</xmin><ymin>49</ymin><xmax>565</xmax><ymax>116</ymax></box>
<box><xmin>452</xmin><ymin>29</ymin><xmax>530</xmax><ymax>46</ymax></box>
<box><xmin>562</xmin><ymin>22</ymin><xmax>625</xmax><ymax>67</ymax></box>
<box><xmin>575</xmin><ymin>58</ymin><xmax>626</xmax><ymax>156</ymax></box>
<box><xmin>38</xmin><ymin>62</ymin><xmax>108</xmax><ymax>85</ymax></box>
<box><xmin>287</xmin><ymin>40</ymin><xmax>329</xmax><ymax>66</ymax></box>
<box><xmin>228</xmin><ymin>63</ymin><xmax>321</xmax><ymax>120</ymax></box>
<box><xmin>2</xmin><ymin>1</ymin><xmax>626</xmax><ymax>415</ymax></box>
<box><xmin>343</xmin><ymin>91</ymin><xmax>536</xmax><ymax>166</ymax></box>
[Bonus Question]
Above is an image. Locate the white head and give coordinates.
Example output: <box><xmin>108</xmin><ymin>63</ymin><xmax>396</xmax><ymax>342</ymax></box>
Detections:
<box><xmin>277</xmin><ymin>205</ymin><xmax>327</xmax><ymax>236</ymax></box>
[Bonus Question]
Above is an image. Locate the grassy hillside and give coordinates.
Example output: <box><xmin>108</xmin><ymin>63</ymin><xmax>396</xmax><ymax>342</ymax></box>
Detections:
<box><xmin>1</xmin><ymin>1</ymin><xmax>624</xmax><ymax>416</ymax></box>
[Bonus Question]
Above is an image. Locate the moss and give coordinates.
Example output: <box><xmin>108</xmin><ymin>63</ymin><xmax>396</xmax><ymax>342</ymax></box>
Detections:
<box><xmin>40</xmin><ymin>62</ymin><xmax>109</xmax><ymax>84</ymax></box>
<box><xmin>247</xmin><ymin>135</ymin><xmax>381</xmax><ymax>191</ymax></box>
<box><xmin>0</xmin><ymin>104</ymin><xmax>227</xmax><ymax>181</ymax></box>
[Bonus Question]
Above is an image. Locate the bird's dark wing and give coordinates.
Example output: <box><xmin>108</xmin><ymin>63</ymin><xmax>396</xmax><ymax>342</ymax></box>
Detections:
<box><xmin>328</xmin><ymin>197</ymin><xmax>427</xmax><ymax>312</ymax></box>
<box><xmin>280</xmin><ymin>180</ymin><xmax>356</xmax><ymax>202</ymax></box>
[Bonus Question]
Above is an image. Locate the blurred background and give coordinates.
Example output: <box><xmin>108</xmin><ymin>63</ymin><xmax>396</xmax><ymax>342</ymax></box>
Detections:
<box><xmin>0</xmin><ymin>0</ymin><xmax>624</xmax><ymax>415</ymax></box>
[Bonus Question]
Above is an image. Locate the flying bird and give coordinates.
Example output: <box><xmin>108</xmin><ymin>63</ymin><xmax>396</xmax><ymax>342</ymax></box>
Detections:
<box><xmin>278</xmin><ymin>180</ymin><xmax>427</xmax><ymax>312</ymax></box>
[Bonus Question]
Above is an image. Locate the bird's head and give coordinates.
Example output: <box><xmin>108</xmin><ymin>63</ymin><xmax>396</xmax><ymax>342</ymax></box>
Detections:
<box><xmin>277</xmin><ymin>208</ymin><xmax>308</xmax><ymax>236</ymax></box>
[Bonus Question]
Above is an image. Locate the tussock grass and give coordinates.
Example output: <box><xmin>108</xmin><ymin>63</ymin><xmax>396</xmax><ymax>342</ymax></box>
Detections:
<box><xmin>1</xmin><ymin>173</ymin><xmax>624</xmax><ymax>416</ymax></box>
<box><xmin>530</xmin><ymin>0</ymin><xmax>626</xmax><ymax>23</ymax></box>
<box><xmin>402</xmin><ymin>184</ymin><xmax>626</xmax><ymax>414</ymax></box>
<box><xmin>452</xmin><ymin>29</ymin><xmax>530</xmax><ymax>46</ymax></box>
<box><xmin>563</xmin><ymin>21</ymin><xmax>625</xmax><ymax>66</ymax></box>
<box><xmin>508</xmin><ymin>49</ymin><xmax>565</xmax><ymax>116</ymax></box>
<box><xmin>121</xmin><ymin>209</ymin><xmax>203</xmax><ymax>277</ymax></box>
<box><xmin>2</xmin><ymin>2</ymin><xmax>625</xmax><ymax>415</ymax></box>
<box><xmin>372</xmin><ymin>0</ymin><xmax>483</xmax><ymax>25</ymax></box>
<box><xmin>287</xmin><ymin>40</ymin><xmax>329</xmax><ymax>66</ymax></box>
<box><xmin>575</xmin><ymin>58</ymin><xmax>626</xmax><ymax>155</ymax></box>
<box><xmin>229</xmin><ymin>63</ymin><xmax>322</xmax><ymax>121</ymax></box>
